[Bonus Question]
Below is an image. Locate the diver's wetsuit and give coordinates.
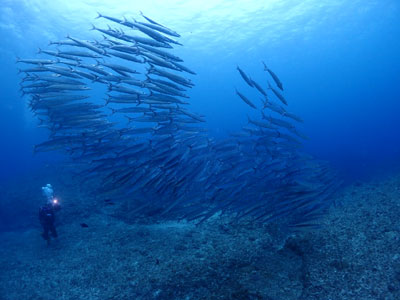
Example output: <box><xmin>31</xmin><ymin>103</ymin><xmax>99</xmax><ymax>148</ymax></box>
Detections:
<box><xmin>39</xmin><ymin>204</ymin><xmax>59</xmax><ymax>241</ymax></box>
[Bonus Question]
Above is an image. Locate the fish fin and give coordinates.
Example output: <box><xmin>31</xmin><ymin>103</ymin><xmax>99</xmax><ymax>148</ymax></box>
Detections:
<box><xmin>124</xmin><ymin>115</ymin><xmax>133</xmax><ymax>123</ymax></box>
<box><xmin>262</xmin><ymin>102</ymin><xmax>268</xmax><ymax>110</ymax></box>
<box><xmin>108</xmin><ymin>107</ymin><xmax>115</xmax><ymax>114</ymax></box>
<box><xmin>15</xmin><ymin>56</ymin><xmax>20</xmax><ymax>63</ymax></box>
<box><xmin>122</xmin><ymin>16</ymin><xmax>129</xmax><ymax>25</ymax></box>
<box><xmin>95</xmin><ymin>12</ymin><xmax>102</xmax><ymax>19</ymax></box>
<box><xmin>90</xmin><ymin>24</ymin><xmax>96</xmax><ymax>31</ymax></box>
<box><xmin>91</xmin><ymin>75</ymin><xmax>99</xmax><ymax>83</ymax></box>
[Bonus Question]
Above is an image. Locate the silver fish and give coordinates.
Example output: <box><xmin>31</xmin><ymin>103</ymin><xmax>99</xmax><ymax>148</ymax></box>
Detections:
<box><xmin>235</xmin><ymin>89</ymin><xmax>257</xmax><ymax>109</ymax></box>
<box><xmin>263</xmin><ymin>61</ymin><xmax>283</xmax><ymax>91</ymax></box>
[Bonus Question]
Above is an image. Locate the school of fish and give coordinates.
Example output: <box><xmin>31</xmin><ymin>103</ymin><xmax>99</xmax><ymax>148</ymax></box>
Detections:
<box><xmin>17</xmin><ymin>13</ymin><xmax>341</xmax><ymax>229</ymax></box>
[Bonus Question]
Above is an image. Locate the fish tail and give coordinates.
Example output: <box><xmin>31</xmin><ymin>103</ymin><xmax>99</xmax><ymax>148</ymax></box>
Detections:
<box><xmin>261</xmin><ymin>110</ymin><xmax>266</xmax><ymax>119</ymax></box>
<box><xmin>92</xmin><ymin>75</ymin><xmax>99</xmax><ymax>83</ymax></box>
<box><xmin>146</xmin><ymin>64</ymin><xmax>154</xmax><ymax>74</ymax></box>
<box><xmin>90</xmin><ymin>24</ymin><xmax>96</xmax><ymax>31</ymax></box>
<box><xmin>95</xmin><ymin>12</ymin><xmax>102</xmax><ymax>19</ymax></box>
<box><xmin>262</xmin><ymin>61</ymin><xmax>267</xmax><ymax>70</ymax></box>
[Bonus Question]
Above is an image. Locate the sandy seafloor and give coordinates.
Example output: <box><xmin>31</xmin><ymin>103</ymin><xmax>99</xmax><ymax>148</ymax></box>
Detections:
<box><xmin>1</xmin><ymin>167</ymin><xmax>400</xmax><ymax>300</ymax></box>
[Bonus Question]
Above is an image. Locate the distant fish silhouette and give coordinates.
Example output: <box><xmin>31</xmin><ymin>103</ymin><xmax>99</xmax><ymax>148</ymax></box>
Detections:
<box><xmin>80</xmin><ymin>223</ymin><xmax>89</xmax><ymax>228</ymax></box>
<box><xmin>262</xmin><ymin>61</ymin><xmax>284</xmax><ymax>91</ymax></box>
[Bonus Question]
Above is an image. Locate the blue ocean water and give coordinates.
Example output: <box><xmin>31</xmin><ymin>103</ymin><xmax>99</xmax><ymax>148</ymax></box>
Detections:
<box><xmin>1</xmin><ymin>2</ymin><xmax>400</xmax><ymax>299</ymax></box>
<box><xmin>1</xmin><ymin>0</ymin><xmax>399</xmax><ymax>182</ymax></box>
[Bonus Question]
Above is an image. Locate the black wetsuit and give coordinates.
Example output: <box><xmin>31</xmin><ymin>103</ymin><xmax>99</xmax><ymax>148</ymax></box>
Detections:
<box><xmin>39</xmin><ymin>204</ymin><xmax>59</xmax><ymax>241</ymax></box>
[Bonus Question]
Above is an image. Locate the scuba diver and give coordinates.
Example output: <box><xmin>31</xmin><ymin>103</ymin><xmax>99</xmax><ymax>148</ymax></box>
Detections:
<box><xmin>39</xmin><ymin>184</ymin><xmax>61</xmax><ymax>244</ymax></box>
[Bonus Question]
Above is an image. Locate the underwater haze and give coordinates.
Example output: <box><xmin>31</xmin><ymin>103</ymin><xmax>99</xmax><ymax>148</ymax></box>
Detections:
<box><xmin>1</xmin><ymin>1</ymin><xmax>400</xmax><ymax>299</ymax></box>
<box><xmin>1</xmin><ymin>0</ymin><xmax>399</xmax><ymax>180</ymax></box>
